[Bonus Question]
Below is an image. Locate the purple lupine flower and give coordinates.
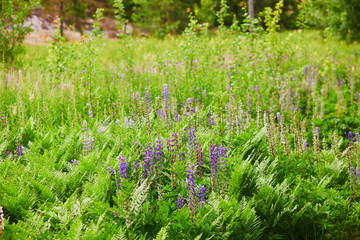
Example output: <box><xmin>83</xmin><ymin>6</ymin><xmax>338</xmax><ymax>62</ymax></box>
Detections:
<box><xmin>198</xmin><ymin>185</ymin><xmax>206</xmax><ymax>207</ymax></box>
<box><xmin>177</xmin><ymin>193</ymin><xmax>184</xmax><ymax>210</ymax></box>
<box><xmin>209</xmin><ymin>117</ymin><xmax>215</xmax><ymax>127</ymax></box>
<box><xmin>71</xmin><ymin>159</ymin><xmax>78</xmax><ymax>166</ymax></box>
<box><xmin>143</xmin><ymin>142</ymin><xmax>154</xmax><ymax>179</ymax></box>
<box><xmin>135</xmin><ymin>92</ymin><xmax>141</xmax><ymax>100</ymax></box>
<box><xmin>356</xmin><ymin>168</ymin><xmax>360</xmax><ymax>184</ymax></box>
<box><xmin>119</xmin><ymin>156</ymin><xmax>128</xmax><ymax>178</ymax></box>
<box><xmin>145</xmin><ymin>89</ymin><xmax>150</xmax><ymax>109</ymax></box>
<box><xmin>117</xmin><ymin>156</ymin><xmax>128</xmax><ymax>187</ymax></box>
<box><xmin>157</xmin><ymin>110</ymin><xmax>165</xmax><ymax>120</ymax></box>
<box><xmin>196</xmin><ymin>144</ymin><xmax>204</xmax><ymax>177</ymax></box>
<box><xmin>179</xmin><ymin>151</ymin><xmax>185</xmax><ymax>161</ymax></box>
<box><xmin>277</xmin><ymin>112</ymin><xmax>281</xmax><ymax>121</ymax></box>
<box><xmin>107</xmin><ymin>166</ymin><xmax>116</xmax><ymax>176</ymax></box>
<box><xmin>97</xmin><ymin>126</ymin><xmax>104</xmax><ymax>133</ymax></box>
<box><xmin>357</xmin><ymin>92</ymin><xmax>360</xmax><ymax>102</ymax></box>
<box><xmin>218</xmin><ymin>145</ymin><xmax>228</xmax><ymax>172</ymax></box>
<box><xmin>83</xmin><ymin>135</ymin><xmax>94</xmax><ymax>154</ymax></box>
<box><xmin>189</xmin><ymin>128</ymin><xmax>197</xmax><ymax>149</ymax></box>
<box><xmin>89</xmin><ymin>110</ymin><xmax>94</xmax><ymax>119</ymax></box>
<box><xmin>247</xmin><ymin>94</ymin><xmax>252</xmax><ymax>114</ymax></box>
<box><xmin>210</xmin><ymin>144</ymin><xmax>220</xmax><ymax>188</ymax></box>
<box><xmin>5</xmin><ymin>151</ymin><xmax>10</xmax><ymax>158</ymax></box>
<box><xmin>348</xmin><ymin>132</ymin><xmax>353</xmax><ymax>143</ymax></box>
<box><xmin>255</xmin><ymin>85</ymin><xmax>261</xmax><ymax>98</ymax></box>
<box><xmin>163</xmin><ymin>84</ymin><xmax>169</xmax><ymax>107</ymax></box>
<box><xmin>355</xmin><ymin>133</ymin><xmax>360</xmax><ymax>143</ymax></box>
<box><xmin>154</xmin><ymin>137</ymin><xmax>165</xmax><ymax>167</ymax></box>
<box><xmin>187</xmin><ymin>98</ymin><xmax>194</xmax><ymax>108</ymax></box>
<box><xmin>350</xmin><ymin>167</ymin><xmax>355</xmax><ymax>176</ymax></box>
<box><xmin>17</xmin><ymin>145</ymin><xmax>22</xmax><ymax>156</ymax></box>
<box><xmin>315</xmin><ymin>127</ymin><xmax>319</xmax><ymax>136</ymax></box>
<box><xmin>82</xmin><ymin>121</ymin><xmax>88</xmax><ymax>131</ymax></box>
<box><xmin>131</xmin><ymin>159</ymin><xmax>140</xmax><ymax>173</ymax></box>
<box><xmin>202</xmin><ymin>90</ymin><xmax>207</xmax><ymax>96</ymax></box>
<box><xmin>303</xmin><ymin>140</ymin><xmax>308</xmax><ymax>151</ymax></box>
<box><xmin>0</xmin><ymin>206</ymin><xmax>4</xmax><ymax>232</ymax></box>
<box><xmin>186</xmin><ymin>162</ymin><xmax>197</xmax><ymax>214</ymax></box>
<box><xmin>175</xmin><ymin>114</ymin><xmax>181</xmax><ymax>122</ymax></box>
<box><xmin>167</xmin><ymin>132</ymin><xmax>179</xmax><ymax>165</ymax></box>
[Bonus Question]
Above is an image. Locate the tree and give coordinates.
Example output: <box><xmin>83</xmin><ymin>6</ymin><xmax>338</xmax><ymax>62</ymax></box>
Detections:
<box><xmin>0</xmin><ymin>0</ymin><xmax>38</xmax><ymax>67</ymax></box>
<box><xmin>248</xmin><ymin>0</ymin><xmax>254</xmax><ymax>19</ymax></box>
<box><xmin>41</xmin><ymin>0</ymin><xmax>87</xmax><ymax>36</ymax></box>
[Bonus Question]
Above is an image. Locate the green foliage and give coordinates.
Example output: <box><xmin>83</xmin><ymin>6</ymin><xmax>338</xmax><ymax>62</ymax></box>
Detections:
<box><xmin>0</xmin><ymin>0</ymin><xmax>38</xmax><ymax>67</ymax></box>
<box><xmin>2</xmin><ymin>28</ymin><xmax>360</xmax><ymax>239</ymax></box>
<box><xmin>309</xmin><ymin>0</ymin><xmax>360</xmax><ymax>41</ymax></box>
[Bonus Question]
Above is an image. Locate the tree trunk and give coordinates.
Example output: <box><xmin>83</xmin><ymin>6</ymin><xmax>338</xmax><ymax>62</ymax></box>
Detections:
<box><xmin>248</xmin><ymin>0</ymin><xmax>254</xmax><ymax>19</ymax></box>
<box><xmin>60</xmin><ymin>1</ymin><xmax>64</xmax><ymax>36</ymax></box>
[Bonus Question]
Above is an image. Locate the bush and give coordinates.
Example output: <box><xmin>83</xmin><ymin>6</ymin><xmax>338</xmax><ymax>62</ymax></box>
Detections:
<box><xmin>0</xmin><ymin>0</ymin><xmax>38</xmax><ymax>67</ymax></box>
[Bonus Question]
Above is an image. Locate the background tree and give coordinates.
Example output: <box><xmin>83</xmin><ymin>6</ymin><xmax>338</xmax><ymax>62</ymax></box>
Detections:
<box><xmin>0</xmin><ymin>0</ymin><xmax>38</xmax><ymax>67</ymax></box>
<box><xmin>41</xmin><ymin>0</ymin><xmax>87</xmax><ymax>35</ymax></box>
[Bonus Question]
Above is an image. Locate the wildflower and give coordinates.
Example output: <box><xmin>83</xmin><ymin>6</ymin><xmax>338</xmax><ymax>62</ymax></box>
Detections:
<box><xmin>131</xmin><ymin>159</ymin><xmax>140</xmax><ymax>173</ymax></box>
<box><xmin>0</xmin><ymin>206</ymin><xmax>4</xmax><ymax>232</ymax></box>
<box><xmin>196</xmin><ymin>144</ymin><xmax>204</xmax><ymax>177</ymax></box>
<box><xmin>89</xmin><ymin>110</ymin><xmax>94</xmax><ymax>119</ymax></box>
<box><xmin>71</xmin><ymin>159</ymin><xmax>78</xmax><ymax>166</ymax></box>
<box><xmin>82</xmin><ymin>121</ymin><xmax>88</xmax><ymax>131</ymax></box>
<box><xmin>163</xmin><ymin>84</ymin><xmax>169</xmax><ymax>107</ymax></box>
<box><xmin>177</xmin><ymin>194</ymin><xmax>184</xmax><ymax>210</ymax></box>
<box><xmin>5</xmin><ymin>151</ymin><xmax>10</xmax><ymax>158</ymax></box>
<box><xmin>154</xmin><ymin>138</ymin><xmax>165</xmax><ymax>167</ymax></box>
<box><xmin>198</xmin><ymin>185</ymin><xmax>206</xmax><ymax>207</ymax></box>
<box><xmin>97</xmin><ymin>126</ymin><xmax>104</xmax><ymax>133</ymax></box>
<box><xmin>247</xmin><ymin>94</ymin><xmax>252</xmax><ymax>114</ymax></box>
<box><xmin>179</xmin><ymin>152</ymin><xmax>185</xmax><ymax>161</ymax></box>
<box><xmin>135</xmin><ymin>91</ymin><xmax>141</xmax><ymax>100</ymax></box>
<box><xmin>143</xmin><ymin>142</ymin><xmax>154</xmax><ymax>179</ymax></box>
<box><xmin>210</xmin><ymin>144</ymin><xmax>220</xmax><ymax>189</ymax></box>
<box><xmin>117</xmin><ymin>156</ymin><xmax>128</xmax><ymax>187</ymax></box>
<box><xmin>277</xmin><ymin>112</ymin><xmax>281</xmax><ymax>121</ymax></box>
<box><xmin>186</xmin><ymin>162</ymin><xmax>197</xmax><ymax>216</ymax></box>
<box><xmin>107</xmin><ymin>166</ymin><xmax>116</xmax><ymax>176</ymax></box>
<box><xmin>145</xmin><ymin>89</ymin><xmax>150</xmax><ymax>110</ymax></box>
<box><xmin>202</xmin><ymin>90</ymin><xmax>207</xmax><ymax>96</ymax></box>
<box><xmin>17</xmin><ymin>145</ymin><xmax>22</xmax><ymax>156</ymax></box>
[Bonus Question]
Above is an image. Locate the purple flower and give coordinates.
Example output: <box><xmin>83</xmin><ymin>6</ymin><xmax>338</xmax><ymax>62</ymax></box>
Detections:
<box><xmin>210</xmin><ymin>144</ymin><xmax>220</xmax><ymax>188</ymax></box>
<box><xmin>163</xmin><ymin>84</ymin><xmax>169</xmax><ymax>107</ymax></box>
<box><xmin>348</xmin><ymin>131</ymin><xmax>353</xmax><ymax>143</ymax></box>
<box><xmin>154</xmin><ymin>138</ymin><xmax>165</xmax><ymax>167</ymax></box>
<box><xmin>143</xmin><ymin>142</ymin><xmax>154</xmax><ymax>179</ymax></box>
<box><xmin>179</xmin><ymin>151</ymin><xmax>185</xmax><ymax>161</ymax></box>
<box><xmin>17</xmin><ymin>145</ymin><xmax>23</xmax><ymax>156</ymax></box>
<box><xmin>177</xmin><ymin>194</ymin><xmax>184</xmax><ymax>210</ymax></box>
<box><xmin>71</xmin><ymin>159</ymin><xmax>78</xmax><ymax>166</ymax></box>
<box><xmin>82</xmin><ymin>121</ymin><xmax>88</xmax><ymax>131</ymax></box>
<box><xmin>5</xmin><ymin>151</ymin><xmax>10</xmax><ymax>158</ymax></box>
<box><xmin>189</xmin><ymin>128</ymin><xmax>197</xmax><ymax>149</ymax></box>
<box><xmin>357</xmin><ymin>92</ymin><xmax>360</xmax><ymax>102</ymax></box>
<box><xmin>202</xmin><ymin>90</ymin><xmax>207</xmax><ymax>96</ymax></box>
<box><xmin>175</xmin><ymin>114</ymin><xmax>181</xmax><ymax>122</ymax></box>
<box><xmin>198</xmin><ymin>185</ymin><xmax>206</xmax><ymax>207</ymax></box>
<box><xmin>303</xmin><ymin>140</ymin><xmax>308</xmax><ymax>151</ymax></box>
<box><xmin>218</xmin><ymin>145</ymin><xmax>228</xmax><ymax>172</ymax></box>
<box><xmin>277</xmin><ymin>112</ymin><xmax>281</xmax><ymax>121</ymax></box>
<box><xmin>356</xmin><ymin>168</ymin><xmax>360</xmax><ymax>184</ymax></box>
<box><xmin>89</xmin><ymin>111</ymin><xmax>94</xmax><ymax>119</ymax></box>
<box><xmin>247</xmin><ymin>94</ymin><xmax>252</xmax><ymax>114</ymax></box>
<box><xmin>117</xmin><ymin>156</ymin><xmax>128</xmax><ymax>187</ymax></box>
<box><xmin>136</xmin><ymin>91</ymin><xmax>141</xmax><ymax>100</ymax></box>
<box><xmin>131</xmin><ymin>159</ymin><xmax>139</xmax><ymax>173</ymax></box>
<box><xmin>145</xmin><ymin>89</ymin><xmax>150</xmax><ymax>110</ymax></box>
<box><xmin>83</xmin><ymin>135</ymin><xmax>94</xmax><ymax>154</ymax></box>
<box><xmin>107</xmin><ymin>166</ymin><xmax>116</xmax><ymax>176</ymax></box>
<box><xmin>196</xmin><ymin>144</ymin><xmax>204</xmax><ymax>177</ymax></box>
<box><xmin>186</xmin><ymin>162</ymin><xmax>197</xmax><ymax>213</ymax></box>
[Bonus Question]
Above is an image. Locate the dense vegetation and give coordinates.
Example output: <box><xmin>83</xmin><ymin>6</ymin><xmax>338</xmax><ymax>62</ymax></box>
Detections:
<box><xmin>1</xmin><ymin>2</ymin><xmax>360</xmax><ymax>240</ymax></box>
